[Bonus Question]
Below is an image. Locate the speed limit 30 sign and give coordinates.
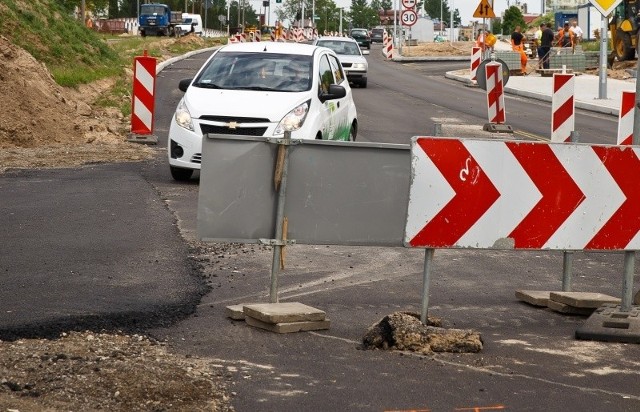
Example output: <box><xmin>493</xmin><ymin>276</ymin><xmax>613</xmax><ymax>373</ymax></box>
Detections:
<box><xmin>401</xmin><ymin>9</ymin><xmax>417</xmax><ymax>26</ymax></box>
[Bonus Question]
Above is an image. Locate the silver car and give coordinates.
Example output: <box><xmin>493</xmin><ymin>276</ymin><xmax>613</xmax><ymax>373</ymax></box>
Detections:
<box><xmin>313</xmin><ymin>37</ymin><xmax>369</xmax><ymax>88</ymax></box>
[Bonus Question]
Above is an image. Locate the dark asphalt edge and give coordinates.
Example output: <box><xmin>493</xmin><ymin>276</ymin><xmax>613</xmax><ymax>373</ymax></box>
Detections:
<box><xmin>0</xmin><ymin>158</ymin><xmax>212</xmax><ymax>341</ymax></box>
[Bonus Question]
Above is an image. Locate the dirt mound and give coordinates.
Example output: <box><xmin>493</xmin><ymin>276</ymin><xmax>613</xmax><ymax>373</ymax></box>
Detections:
<box><xmin>0</xmin><ymin>35</ymin><xmax>153</xmax><ymax>172</ymax></box>
<box><xmin>0</xmin><ymin>331</ymin><xmax>233</xmax><ymax>411</ymax></box>
<box><xmin>361</xmin><ymin>312</ymin><xmax>483</xmax><ymax>354</ymax></box>
<box><xmin>401</xmin><ymin>41</ymin><xmax>476</xmax><ymax>57</ymax></box>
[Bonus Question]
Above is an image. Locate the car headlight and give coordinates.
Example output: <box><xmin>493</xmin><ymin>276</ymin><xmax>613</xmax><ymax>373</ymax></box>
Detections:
<box><xmin>275</xmin><ymin>100</ymin><xmax>310</xmax><ymax>135</ymax></box>
<box><xmin>174</xmin><ymin>98</ymin><xmax>194</xmax><ymax>131</ymax></box>
<box><xmin>351</xmin><ymin>63</ymin><xmax>366</xmax><ymax>70</ymax></box>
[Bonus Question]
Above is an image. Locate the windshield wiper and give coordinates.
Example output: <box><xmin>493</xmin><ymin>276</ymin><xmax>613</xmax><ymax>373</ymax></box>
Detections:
<box><xmin>232</xmin><ymin>86</ymin><xmax>279</xmax><ymax>91</ymax></box>
<box><xmin>192</xmin><ymin>82</ymin><xmax>222</xmax><ymax>89</ymax></box>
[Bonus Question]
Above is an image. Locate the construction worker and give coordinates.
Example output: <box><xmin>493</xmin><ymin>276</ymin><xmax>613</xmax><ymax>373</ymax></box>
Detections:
<box><xmin>476</xmin><ymin>29</ymin><xmax>485</xmax><ymax>51</ymax></box>
<box><xmin>557</xmin><ymin>22</ymin><xmax>575</xmax><ymax>50</ymax></box>
<box><xmin>510</xmin><ymin>25</ymin><xmax>528</xmax><ymax>75</ymax></box>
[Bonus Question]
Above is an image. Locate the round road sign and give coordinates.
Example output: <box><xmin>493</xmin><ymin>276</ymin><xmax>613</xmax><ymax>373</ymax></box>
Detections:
<box><xmin>401</xmin><ymin>9</ymin><xmax>417</xmax><ymax>26</ymax></box>
<box><xmin>476</xmin><ymin>59</ymin><xmax>510</xmax><ymax>90</ymax></box>
<box><xmin>402</xmin><ymin>0</ymin><xmax>417</xmax><ymax>8</ymax></box>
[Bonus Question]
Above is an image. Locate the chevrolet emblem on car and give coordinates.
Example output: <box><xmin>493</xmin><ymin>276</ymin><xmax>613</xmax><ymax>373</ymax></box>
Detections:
<box><xmin>226</xmin><ymin>121</ymin><xmax>238</xmax><ymax>129</ymax></box>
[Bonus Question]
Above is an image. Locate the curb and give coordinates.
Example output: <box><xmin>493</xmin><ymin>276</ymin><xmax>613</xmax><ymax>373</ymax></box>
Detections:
<box><xmin>445</xmin><ymin>71</ymin><xmax>620</xmax><ymax>117</ymax></box>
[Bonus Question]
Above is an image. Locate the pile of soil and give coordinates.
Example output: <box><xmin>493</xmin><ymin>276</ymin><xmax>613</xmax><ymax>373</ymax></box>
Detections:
<box><xmin>0</xmin><ymin>331</ymin><xmax>233</xmax><ymax>411</ymax></box>
<box><xmin>0</xmin><ymin>34</ymin><xmax>154</xmax><ymax>173</ymax></box>
<box><xmin>361</xmin><ymin>312</ymin><xmax>483</xmax><ymax>354</ymax></box>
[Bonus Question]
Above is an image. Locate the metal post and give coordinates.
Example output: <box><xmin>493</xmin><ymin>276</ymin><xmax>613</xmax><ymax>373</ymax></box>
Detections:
<box><xmin>622</xmin><ymin>251</ymin><xmax>635</xmax><ymax>311</ymax></box>
<box><xmin>562</xmin><ymin>252</ymin><xmax>573</xmax><ymax>291</ymax></box>
<box><xmin>633</xmin><ymin>37</ymin><xmax>640</xmax><ymax>143</ymax></box>
<box><xmin>393</xmin><ymin>0</ymin><xmax>397</xmax><ymax>49</ymax></box>
<box><xmin>420</xmin><ymin>249</ymin><xmax>434</xmax><ymax>324</ymax></box>
<box><xmin>561</xmin><ymin>130</ymin><xmax>580</xmax><ymax>292</ymax></box>
<box><xmin>598</xmin><ymin>15</ymin><xmax>608</xmax><ymax>99</ymax></box>
<box><xmin>269</xmin><ymin>131</ymin><xmax>292</xmax><ymax>303</ymax></box>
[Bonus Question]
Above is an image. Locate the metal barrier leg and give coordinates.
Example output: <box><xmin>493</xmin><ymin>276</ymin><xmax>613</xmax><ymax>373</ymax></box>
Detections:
<box><xmin>622</xmin><ymin>251</ymin><xmax>635</xmax><ymax>311</ymax></box>
<box><xmin>269</xmin><ymin>132</ymin><xmax>292</xmax><ymax>303</ymax></box>
<box><xmin>562</xmin><ymin>251</ymin><xmax>573</xmax><ymax>291</ymax></box>
<box><xmin>420</xmin><ymin>248</ymin><xmax>435</xmax><ymax>324</ymax></box>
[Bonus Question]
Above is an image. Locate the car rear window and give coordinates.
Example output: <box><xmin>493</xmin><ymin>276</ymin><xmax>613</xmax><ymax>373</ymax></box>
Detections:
<box><xmin>352</xmin><ymin>30</ymin><xmax>367</xmax><ymax>36</ymax></box>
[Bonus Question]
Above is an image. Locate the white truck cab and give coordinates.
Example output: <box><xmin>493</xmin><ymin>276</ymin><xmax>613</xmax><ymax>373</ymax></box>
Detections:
<box><xmin>178</xmin><ymin>13</ymin><xmax>203</xmax><ymax>36</ymax></box>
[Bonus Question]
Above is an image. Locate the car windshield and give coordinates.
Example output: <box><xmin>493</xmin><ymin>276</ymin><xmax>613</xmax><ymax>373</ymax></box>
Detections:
<box><xmin>141</xmin><ymin>5</ymin><xmax>166</xmax><ymax>15</ymax></box>
<box><xmin>317</xmin><ymin>41</ymin><xmax>361</xmax><ymax>56</ymax></box>
<box><xmin>192</xmin><ymin>52</ymin><xmax>313</xmax><ymax>92</ymax></box>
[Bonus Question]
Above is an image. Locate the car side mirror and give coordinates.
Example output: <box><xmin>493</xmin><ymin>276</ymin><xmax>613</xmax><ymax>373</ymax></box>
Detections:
<box><xmin>178</xmin><ymin>78</ymin><xmax>193</xmax><ymax>92</ymax></box>
<box><xmin>319</xmin><ymin>84</ymin><xmax>347</xmax><ymax>102</ymax></box>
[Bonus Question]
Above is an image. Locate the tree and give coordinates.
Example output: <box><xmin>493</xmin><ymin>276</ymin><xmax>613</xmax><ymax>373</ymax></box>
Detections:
<box><xmin>348</xmin><ymin>0</ymin><xmax>378</xmax><ymax>29</ymax></box>
<box><xmin>275</xmin><ymin>0</ymin><xmax>340</xmax><ymax>31</ymax></box>
<box><xmin>501</xmin><ymin>6</ymin><xmax>526</xmax><ymax>36</ymax></box>
<box><xmin>422</xmin><ymin>0</ymin><xmax>458</xmax><ymax>28</ymax></box>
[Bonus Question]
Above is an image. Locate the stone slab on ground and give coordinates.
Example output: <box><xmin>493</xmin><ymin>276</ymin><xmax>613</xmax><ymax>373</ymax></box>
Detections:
<box><xmin>243</xmin><ymin>302</ymin><xmax>326</xmax><ymax>324</ymax></box>
<box><xmin>547</xmin><ymin>299</ymin><xmax>594</xmax><ymax>316</ymax></box>
<box><xmin>550</xmin><ymin>292</ymin><xmax>621</xmax><ymax>308</ymax></box>
<box><xmin>576</xmin><ymin>303</ymin><xmax>640</xmax><ymax>343</ymax></box>
<box><xmin>515</xmin><ymin>290</ymin><xmax>551</xmax><ymax>307</ymax></box>
<box><xmin>226</xmin><ymin>303</ymin><xmax>263</xmax><ymax>320</ymax></box>
<box><xmin>245</xmin><ymin>315</ymin><xmax>331</xmax><ymax>334</ymax></box>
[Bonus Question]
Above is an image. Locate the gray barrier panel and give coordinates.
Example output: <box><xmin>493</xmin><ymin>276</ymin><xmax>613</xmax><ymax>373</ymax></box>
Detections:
<box><xmin>197</xmin><ymin>135</ymin><xmax>411</xmax><ymax>246</ymax></box>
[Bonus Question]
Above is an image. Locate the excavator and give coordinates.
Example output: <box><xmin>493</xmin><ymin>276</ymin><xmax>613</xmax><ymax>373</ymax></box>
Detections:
<box><xmin>609</xmin><ymin>0</ymin><xmax>639</xmax><ymax>61</ymax></box>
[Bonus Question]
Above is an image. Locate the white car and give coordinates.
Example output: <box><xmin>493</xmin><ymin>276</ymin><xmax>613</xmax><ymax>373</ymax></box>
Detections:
<box><xmin>313</xmin><ymin>37</ymin><xmax>369</xmax><ymax>88</ymax></box>
<box><xmin>167</xmin><ymin>42</ymin><xmax>358</xmax><ymax>181</ymax></box>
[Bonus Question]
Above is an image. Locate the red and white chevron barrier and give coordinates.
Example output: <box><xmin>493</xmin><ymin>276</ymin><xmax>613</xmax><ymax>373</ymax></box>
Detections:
<box><xmin>617</xmin><ymin>91</ymin><xmax>635</xmax><ymax>145</ymax></box>
<box><xmin>485</xmin><ymin>62</ymin><xmax>505</xmax><ymax>124</ymax></box>
<box><xmin>470</xmin><ymin>46</ymin><xmax>481</xmax><ymax>82</ymax></box>
<box><xmin>551</xmin><ymin>73</ymin><xmax>575</xmax><ymax>142</ymax></box>
<box><xmin>254</xmin><ymin>31</ymin><xmax>261</xmax><ymax>42</ymax></box>
<box><xmin>129</xmin><ymin>50</ymin><xmax>157</xmax><ymax>143</ymax></box>
<box><xmin>406</xmin><ymin>137</ymin><xmax>640</xmax><ymax>250</ymax></box>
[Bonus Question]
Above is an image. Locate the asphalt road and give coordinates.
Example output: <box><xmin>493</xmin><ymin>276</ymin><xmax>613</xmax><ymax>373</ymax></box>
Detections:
<box><xmin>2</xmin><ymin>43</ymin><xmax>640</xmax><ymax>411</ymax></box>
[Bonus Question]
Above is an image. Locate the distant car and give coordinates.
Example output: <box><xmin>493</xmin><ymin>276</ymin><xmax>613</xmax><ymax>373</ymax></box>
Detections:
<box><xmin>313</xmin><ymin>37</ymin><xmax>369</xmax><ymax>88</ymax></box>
<box><xmin>167</xmin><ymin>42</ymin><xmax>358</xmax><ymax>181</ymax></box>
<box><xmin>350</xmin><ymin>28</ymin><xmax>371</xmax><ymax>49</ymax></box>
<box><xmin>371</xmin><ymin>28</ymin><xmax>385</xmax><ymax>43</ymax></box>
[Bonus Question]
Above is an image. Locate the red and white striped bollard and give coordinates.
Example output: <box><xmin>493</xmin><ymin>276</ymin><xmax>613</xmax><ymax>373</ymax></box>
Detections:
<box><xmin>485</xmin><ymin>62</ymin><xmax>505</xmax><ymax>124</ymax></box>
<box><xmin>128</xmin><ymin>50</ymin><xmax>158</xmax><ymax>144</ymax></box>
<box><xmin>551</xmin><ymin>73</ymin><xmax>575</xmax><ymax>142</ymax></box>
<box><xmin>617</xmin><ymin>91</ymin><xmax>635</xmax><ymax>145</ymax></box>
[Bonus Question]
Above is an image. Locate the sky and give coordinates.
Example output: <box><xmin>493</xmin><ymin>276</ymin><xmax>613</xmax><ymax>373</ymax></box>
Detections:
<box><xmin>260</xmin><ymin>0</ymin><xmax>545</xmax><ymax>28</ymax></box>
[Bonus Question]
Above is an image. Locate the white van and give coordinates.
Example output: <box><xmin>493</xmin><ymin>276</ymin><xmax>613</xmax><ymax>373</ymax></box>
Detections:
<box><xmin>178</xmin><ymin>13</ymin><xmax>203</xmax><ymax>36</ymax></box>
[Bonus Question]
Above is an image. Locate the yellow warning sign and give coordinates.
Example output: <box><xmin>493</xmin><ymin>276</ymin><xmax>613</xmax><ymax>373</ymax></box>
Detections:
<box><xmin>588</xmin><ymin>0</ymin><xmax>623</xmax><ymax>17</ymax></box>
<box><xmin>473</xmin><ymin>0</ymin><xmax>496</xmax><ymax>18</ymax></box>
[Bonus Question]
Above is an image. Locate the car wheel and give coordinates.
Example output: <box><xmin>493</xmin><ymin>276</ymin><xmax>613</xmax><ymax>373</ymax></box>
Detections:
<box><xmin>349</xmin><ymin>121</ymin><xmax>357</xmax><ymax>142</ymax></box>
<box><xmin>170</xmin><ymin>166</ymin><xmax>194</xmax><ymax>181</ymax></box>
<box><xmin>359</xmin><ymin>78</ymin><xmax>367</xmax><ymax>88</ymax></box>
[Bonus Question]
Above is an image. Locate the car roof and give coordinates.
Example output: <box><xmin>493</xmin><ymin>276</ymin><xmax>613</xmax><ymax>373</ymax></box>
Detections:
<box><xmin>220</xmin><ymin>41</ymin><xmax>318</xmax><ymax>56</ymax></box>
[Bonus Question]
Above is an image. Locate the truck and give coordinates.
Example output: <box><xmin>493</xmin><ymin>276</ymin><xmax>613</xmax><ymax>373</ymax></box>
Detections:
<box><xmin>176</xmin><ymin>13</ymin><xmax>203</xmax><ymax>36</ymax></box>
<box><xmin>138</xmin><ymin>3</ymin><xmax>182</xmax><ymax>37</ymax></box>
<box><xmin>609</xmin><ymin>0</ymin><xmax>639</xmax><ymax>61</ymax></box>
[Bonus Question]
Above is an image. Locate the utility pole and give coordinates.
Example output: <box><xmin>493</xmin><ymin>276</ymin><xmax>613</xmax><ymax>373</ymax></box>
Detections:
<box><xmin>81</xmin><ymin>0</ymin><xmax>85</xmax><ymax>23</ymax></box>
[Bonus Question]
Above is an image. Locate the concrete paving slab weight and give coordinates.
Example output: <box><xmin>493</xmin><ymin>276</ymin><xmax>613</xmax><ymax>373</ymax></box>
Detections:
<box><xmin>576</xmin><ymin>304</ymin><xmax>640</xmax><ymax>343</ymax></box>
